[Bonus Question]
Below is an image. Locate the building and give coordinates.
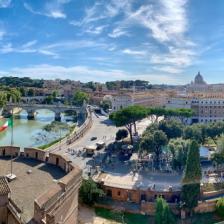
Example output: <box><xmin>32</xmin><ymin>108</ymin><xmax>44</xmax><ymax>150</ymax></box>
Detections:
<box><xmin>0</xmin><ymin>146</ymin><xmax>82</xmax><ymax>224</ymax></box>
<box><xmin>109</xmin><ymin>90</ymin><xmax>169</xmax><ymax>112</ymax></box>
<box><xmin>167</xmin><ymin>73</ymin><xmax>224</xmax><ymax>123</ymax></box>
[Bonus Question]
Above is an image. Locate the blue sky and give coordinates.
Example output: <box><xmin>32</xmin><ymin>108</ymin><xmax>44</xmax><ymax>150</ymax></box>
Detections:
<box><xmin>0</xmin><ymin>0</ymin><xmax>224</xmax><ymax>84</ymax></box>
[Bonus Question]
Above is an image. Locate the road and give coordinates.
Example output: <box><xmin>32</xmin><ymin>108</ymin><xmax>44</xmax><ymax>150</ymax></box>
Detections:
<box><xmin>54</xmin><ymin>113</ymin><xmax>118</xmax><ymax>170</ymax></box>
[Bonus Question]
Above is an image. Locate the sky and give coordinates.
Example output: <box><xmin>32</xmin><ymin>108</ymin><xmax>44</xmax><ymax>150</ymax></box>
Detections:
<box><xmin>0</xmin><ymin>0</ymin><xmax>224</xmax><ymax>84</ymax></box>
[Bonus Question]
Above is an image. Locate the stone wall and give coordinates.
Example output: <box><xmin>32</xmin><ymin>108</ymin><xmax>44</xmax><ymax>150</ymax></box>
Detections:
<box><xmin>0</xmin><ymin>146</ymin><xmax>82</xmax><ymax>224</ymax></box>
<box><xmin>24</xmin><ymin>148</ymin><xmax>46</xmax><ymax>161</ymax></box>
<box><xmin>0</xmin><ymin>146</ymin><xmax>20</xmax><ymax>157</ymax></box>
<box><xmin>103</xmin><ymin>185</ymin><xmax>180</xmax><ymax>204</ymax></box>
<box><xmin>33</xmin><ymin>151</ymin><xmax>82</xmax><ymax>224</ymax></box>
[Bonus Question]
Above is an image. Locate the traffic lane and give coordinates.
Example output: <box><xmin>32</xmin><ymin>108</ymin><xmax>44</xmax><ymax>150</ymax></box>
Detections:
<box><xmin>67</xmin><ymin>114</ymin><xmax>118</xmax><ymax>150</ymax></box>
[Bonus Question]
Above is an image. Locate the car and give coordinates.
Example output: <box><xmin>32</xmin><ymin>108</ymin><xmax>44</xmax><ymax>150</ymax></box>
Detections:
<box><xmin>90</xmin><ymin>136</ymin><xmax>97</xmax><ymax>141</ymax></box>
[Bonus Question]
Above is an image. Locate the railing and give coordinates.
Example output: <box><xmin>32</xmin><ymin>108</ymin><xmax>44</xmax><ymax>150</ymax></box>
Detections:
<box><xmin>48</xmin><ymin>108</ymin><xmax>93</xmax><ymax>151</ymax></box>
<box><xmin>66</xmin><ymin>109</ymin><xmax>93</xmax><ymax>145</ymax></box>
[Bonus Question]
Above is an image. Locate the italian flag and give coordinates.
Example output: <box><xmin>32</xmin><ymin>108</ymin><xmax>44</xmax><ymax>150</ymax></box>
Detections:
<box><xmin>0</xmin><ymin>117</ymin><xmax>13</xmax><ymax>132</ymax></box>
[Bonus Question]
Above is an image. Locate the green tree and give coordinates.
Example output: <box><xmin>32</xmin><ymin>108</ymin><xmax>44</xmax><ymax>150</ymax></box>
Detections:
<box><xmin>181</xmin><ymin>140</ymin><xmax>201</xmax><ymax>216</ymax></box>
<box><xmin>73</xmin><ymin>90</ymin><xmax>89</xmax><ymax>106</ymax></box>
<box><xmin>140</xmin><ymin>130</ymin><xmax>168</xmax><ymax>168</ymax></box>
<box><xmin>155</xmin><ymin>197</ymin><xmax>175</xmax><ymax>224</ymax></box>
<box><xmin>155</xmin><ymin>197</ymin><xmax>164</xmax><ymax>224</ymax></box>
<box><xmin>216</xmin><ymin>197</ymin><xmax>224</xmax><ymax>218</ymax></box>
<box><xmin>182</xmin><ymin>140</ymin><xmax>201</xmax><ymax>184</ymax></box>
<box><xmin>217</xmin><ymin>134</ymin><xmax>224</xmax><ymax>153</ymax></box>
<box><xmin>79</xmin><ymin>178</ymin><xmax>105</xmax><ymax>206</ymax></box>
<box><xmin>110</xmin><ymin>105</ymin><xmax>148</xmax><ymax>144</ymax></box>
<box><xmin>158</xmin><ymin>120</ymin><xmax>183</xmax><ymax>139</ymax></box>
<box><xmin>0</xmin><ymin>92</ymin><xmax>7</xmax><ymax>107</ymax></box>
<box><xmin>27</xmin><ymin>88</ymin><xmax>35</xmax><ymax>96</ymax></box>
<box><xmin>100</xmin><ymin>100</ymin><xmax>111</xmax><ymax>112</ymax></box>
<box><xmin>183</xmin><ymin>125</ymin><xmax>203</xmax><ymax>143</ymax></box>
<box><xmin>52</xmin><ymin>90</ymin><xmax>59</xmax><ymax>99</ymax></box>
<box><xmin>44</xmin><ymin>95</ymin><xmax>53</xmax><ymax>104</ymax></box>
<box><xmin>116</xmin><ymin>129</ymin><xmax>128</xmax><ymax>141</ymax></box>
<box><xmin>7</xmin><ymin>88</ymin><xmax>21</xmax><ymax>103</ymax></box>
<box><xmin>168</xmin><ymin>138</ymin><xmax>189</xmax><ymax>171</ymax></box>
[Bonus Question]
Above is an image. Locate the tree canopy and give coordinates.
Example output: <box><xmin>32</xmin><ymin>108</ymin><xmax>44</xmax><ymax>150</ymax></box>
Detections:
<box><xmin>73</xmin><ymin>90</ymin><xmax>89</xmax><ymax>106</ymax></box>
<box><xmin>181</xmin><ymin>140</ymin><xmax>201</xmax><ymax>214</ymax></box>
<box><xmin>79</xmin><ymin>178</ymin><xmax>105</xmax><ymax>206</ymax></box>
<box><xmin>182</xmin><ymin>140</ymin><xmax>201</xmax><ymax>185</ymax></box>
<box><xmin>155</xmin><ymin>197</ymin><xmax>175</xmax><ymax>224</ymax></box>
<box><xmin>140</xmin><ymin>130</ymin><xmax>168</xmax><ymax>168</ymax></box>
<box><xmin>110</xmin><ymin>105</ymin><xmax>148</xmax><ymax>144</ymax></box>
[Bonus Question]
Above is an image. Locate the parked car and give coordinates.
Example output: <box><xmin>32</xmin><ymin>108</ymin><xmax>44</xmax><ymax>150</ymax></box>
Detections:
<box><xmin>90</xmin><ymin>136</ymin><xmax>97</xmax><ymax>141</ymax></box>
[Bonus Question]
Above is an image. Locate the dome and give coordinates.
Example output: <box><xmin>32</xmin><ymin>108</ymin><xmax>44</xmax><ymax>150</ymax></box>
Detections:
<box><xmin>194</xmin><ymin>72</ymin><xmax>206</xmax><ymax>85</ymax></box>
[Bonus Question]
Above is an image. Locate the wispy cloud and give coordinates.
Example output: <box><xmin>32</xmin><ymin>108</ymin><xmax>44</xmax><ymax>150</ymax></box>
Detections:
<box><xmin>0</xmin><ymin>0</ymin><xmax>11</xmax><ymax>8</ymax></box>
<box><xmin>122</xmin><ymin>49</ymin><xmax>147</xmax><ymax>57</ymax></box>
<box><xmin>8</xmin><ymin>64</ymin><xmax>130</xmax><ymax>82</ymax></box>
<box><xmin>0</xmin><ymin>64</ymin><xmax>186</xmax><ymax>84</ymax></box>
<box><xmin>24</xmin><ymin>0</ymin><xmax>70</xmax><ymax>19</ymax></box>
<box><xmin>0</xmin><ymin>40</ymin><xmax>59</xmax><ymax>58</ymax></box>
<box><xmin>0</xmin><ymin>30</ymin><xmax>6</xmax><ymax>40</ymax></box>
<box><xmin>108</xmin><ymin>27</ymin><xmax>129</xmax><ymax>38</ymax></box>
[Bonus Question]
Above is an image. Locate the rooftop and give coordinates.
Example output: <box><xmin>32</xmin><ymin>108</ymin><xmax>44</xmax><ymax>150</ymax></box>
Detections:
<box><xmin>94</xmin><ymin>172</ymin><xmax>181</xmax><ymax>192</ymax></box>
<box><xmin>0</xmin><ymin>157</ymin><xmax>65</xmax><ymax>223</ymax></box>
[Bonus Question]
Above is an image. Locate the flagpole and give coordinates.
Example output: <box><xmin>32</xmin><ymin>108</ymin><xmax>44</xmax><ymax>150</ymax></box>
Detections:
<box><xmin>10</xmin><ymin>107</ymin><xmax>14</xmax><ymax>175</ymax></box>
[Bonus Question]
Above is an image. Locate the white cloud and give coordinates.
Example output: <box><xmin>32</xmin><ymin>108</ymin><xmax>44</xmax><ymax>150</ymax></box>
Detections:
<box><xmin>108</xmin><ymin>27</ymin><xmax>129</xmax><ymax>38</ymax></box>
<box><xmin>8</xmin><ymin>64</ymin><xmax>129</xmax><ymax>81</ymax></box>
<box><xmin>24</xmin><ymin>0</ymin><xmax>69</xmax><ymax>19</ymax></box>
<box><xmin>0</xmin><ymin>0</ymin><xmax>11</xmax><ymax>8</ymax></box>
<box><xmin>122</xmin><ymin>49</ymin><xmax>146</xmax><ymax>56</ymax></box>
<box><xmin>85</xmin><ymin>25</ymin><xmax>107</xmax><ymax>35</ymax></box>
<box><xmin>0</xmin><ymin>30</ymin><xmax>6</xmax><ymax>40</ymax></box>
<box><xmin>21</xmin><ymin>40</ymin><xmax>37</xmax><ymax>48</ymax></box>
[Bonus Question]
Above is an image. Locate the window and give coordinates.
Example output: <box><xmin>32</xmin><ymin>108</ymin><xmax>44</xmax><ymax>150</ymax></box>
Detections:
<box><xmin>117</xmin><ymin>191</ymin><xmax>121</xmax><ymax>196</ymax></box>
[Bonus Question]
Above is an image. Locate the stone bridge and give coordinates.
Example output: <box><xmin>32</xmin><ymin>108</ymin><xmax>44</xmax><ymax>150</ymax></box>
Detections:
<box><xmin>4</xmin><ymin>103</ymin><xmax>87</xmax><ymax>121</ymax></box>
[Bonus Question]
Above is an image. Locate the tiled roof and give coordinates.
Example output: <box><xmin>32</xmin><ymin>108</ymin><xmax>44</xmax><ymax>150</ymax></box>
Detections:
<box><xmin>0</xmin><ymin>176</ymin><xmax>10</xmax><ymax>195</ymax></box>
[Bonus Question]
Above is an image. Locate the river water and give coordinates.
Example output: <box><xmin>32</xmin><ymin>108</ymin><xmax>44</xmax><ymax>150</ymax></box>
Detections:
<box><xmin>0</xmin><ymin>109</ymin><xmax>70</xmax><ymax>148</ymax></box>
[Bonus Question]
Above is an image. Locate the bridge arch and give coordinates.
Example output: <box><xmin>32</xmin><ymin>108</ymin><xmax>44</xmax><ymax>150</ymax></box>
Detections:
<box><xmin>3</xmin><ymin>103</ymin><xmax>86</xmax><ymax>122</ymax></box>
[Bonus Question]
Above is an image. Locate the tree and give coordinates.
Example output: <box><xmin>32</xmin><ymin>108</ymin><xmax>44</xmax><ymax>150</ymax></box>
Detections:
<box><xmin>181</xmin><ymin>140</ymin><xmax>201</xmax><ymax>216</ymax></box>
<box><xmin>7</xmin><ymin>88</ymin><xmax>21</xmax><ymax>103</ymax></box>
<box><xmin>27</xmin><ymin>88</ymin><xmax>35</xmax><ymax>96</ymax></box>
<box><xmin>0</xmin><ymin>92</ymin><xmax>7</xmax><ymax>107</ymax></box>
<box><xmin>52</xmin><ymin>90</ymin><xmax>59</xmax><ymax>99</ymax></box>
<box><xmin>158</xmin><ymin>120</ymin><xmax>183</xmax><ymax>139</ymax></box>
<box><xmin>110</xmin><ymin>105</ymin><xmax>148</xmax><ymax>144</ymax></box>
<box><xmin>79</xmin><ymin>178</ymin><xmax>105</xmax><ymax>206</ymax></box>
<box><xmin>155</xmin><ymin>197</ymin><xmax>175</xmax><ymax>224</ymax></box>
<box><xmin>140</xmin><ymin>130</ymin><xmax>168</xmax><ymax>168</ymax></box>
<box><xmin>100</xmin><ymin>100</ymin><xmax>111</xmax><ymax>112</ymax></box>
<box><xmin>183</xmin><ymin>125</ymin><xmax>203</xmax><ymax>143</ymax></box>
<box><xmin>148</xmin><ymin>107</ymin><xmax>166</xmax><ymax>123</ymax></box>
<box><xmin>44</xmin><ymin>95</ymin><xmax>53</xmax><ymax>104</ymax></box>
<box><xmin>168</xmin><ymin>138</ymin><xmax>189</xmax><ymax>171</ymax></box>
<box><xmin>155</xmin><ymin>197</ymin><xmax>164</xmax><ymax>224</ymax></box>
<box><xmin>182</xmin><ymin>140</ymin><xmax>201</xmax><ymax>184</ymax></box>
<box><xmin>73</xmin><ymin>90</ymin><xmax>89</xmax><ymax>106</ymax></box>
<box><xmin>216</xmin><ymin>198</ymin><xmax>224</xmax><ymax>218</ymax></box>
<box><xmin>116</xmin><ymin>129</ymin><xmax>128</xmax><ymax>141</ymax></box>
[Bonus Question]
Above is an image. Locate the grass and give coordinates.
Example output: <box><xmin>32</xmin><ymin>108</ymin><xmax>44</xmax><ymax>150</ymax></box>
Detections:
<box><xmin>95</xmin><ymin>208</ymin><xmax>222</xmax><ymax>224</ymax></box>
<box><xmin>38</xmin><ymin>124</ymin><xmax>76</xmax><ymax>150</ymax></box>
<box><xmin>95</xmin><ymin>207</ymin><xmax>152</xmax><ymax>224</ymax></box>
<box><xmin>38</xmin><ymin>138</ymin><xmax>63</xmax><ymax>150</ymax></box>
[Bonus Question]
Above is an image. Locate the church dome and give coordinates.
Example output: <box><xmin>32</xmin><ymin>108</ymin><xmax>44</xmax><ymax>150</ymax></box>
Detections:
<box><xmin>194</xmin><ymin>72</ymin><xmax>206</xmax><ymax>85</ymax></box>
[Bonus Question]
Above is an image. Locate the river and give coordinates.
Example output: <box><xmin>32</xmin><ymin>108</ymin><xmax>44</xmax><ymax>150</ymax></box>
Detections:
<box><xmin>0</xmin><ymin>109</ymin><xmax>71</xmax><ymax>148</ymax></box>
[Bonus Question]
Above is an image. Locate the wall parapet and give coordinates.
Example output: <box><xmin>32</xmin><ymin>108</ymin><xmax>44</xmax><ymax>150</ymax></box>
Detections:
<box><xmin>0</xmin><ymin>146</ymin><xmax>82</xmax><ymax>224</ymax></box>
